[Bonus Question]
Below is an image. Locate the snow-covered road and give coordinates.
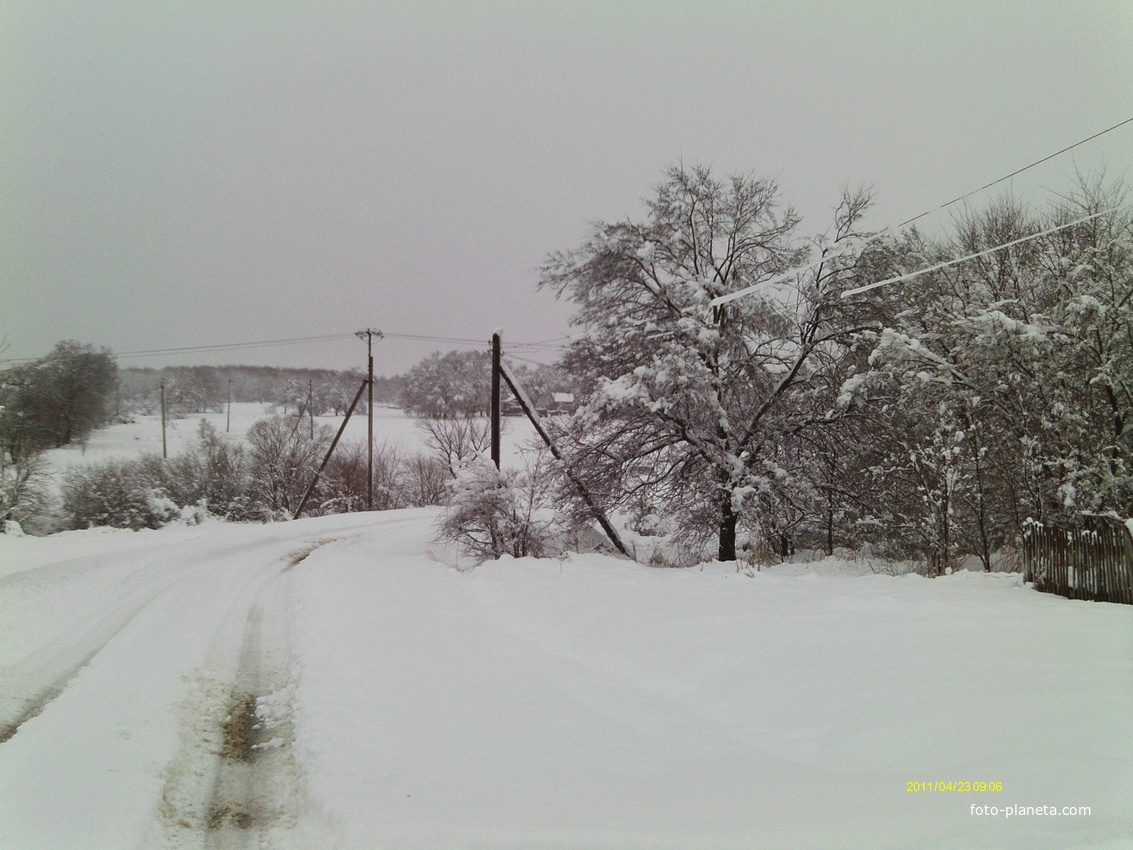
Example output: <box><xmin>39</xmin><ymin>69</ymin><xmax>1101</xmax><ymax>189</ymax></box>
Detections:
<box><xmin>1</xmin><ymin>510</ymin><xmax>1131</xmax><ymax>849</ymax></box>
<box><xmin>0</xmin><ymin>512</ymin><xmax>380</xmax><ymax>849</ymax></box>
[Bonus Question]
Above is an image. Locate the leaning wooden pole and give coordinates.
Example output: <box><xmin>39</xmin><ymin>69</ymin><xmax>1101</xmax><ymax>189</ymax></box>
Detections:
<box><xmin>294</xmin><ymin>378</ymin><xmax>368</xmax><ymax>520</ymax></box>
<box><xmin>497</xmin><ymin>360</ymin><xmax>629</xmax><ymax>558</ymax></box>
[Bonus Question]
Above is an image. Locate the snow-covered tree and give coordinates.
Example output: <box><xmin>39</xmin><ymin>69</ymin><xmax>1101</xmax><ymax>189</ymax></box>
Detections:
<box><xmin>246</xmin><ymin>415</ymin><xmax>332</xmax><ymax>516</ymax></box>
<box><xmin>542</xmin><ymin>165</ymin><xmax>877</xmax><ymax>561</ymax></box>
<box><xmin>419</xmin><ymin>416</ymin><xmax>493</xmax><ymax>477</ymax></box>
<box><xmin>0</xmin><ymin>448</ymin><xmax>53</xmax><ymax>533</ymax></box>
<box><xmin>401</xmin><ymin>351</ymin><xmax>491</xmax><ymax>419</ymax></box>
<box><xmin>0</xmin><ymin>341</ymin><xmax>117</xmax><ymax>454</ymax></box>
<box><xmin>164</xmin><ymin>366</ymin><xmax>225</xmax><ymax>415</ymax></box>
<box><xmin>840</xmin><ymin>179</ymin><xmax>1133</xmax><ymax>564</ymax></box>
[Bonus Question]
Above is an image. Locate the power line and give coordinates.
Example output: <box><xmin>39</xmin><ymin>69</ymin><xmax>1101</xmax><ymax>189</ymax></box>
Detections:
<box><xmin>896</xmin><ymin>115</ymin><xmax>1133</xmax><ymax>230</ymax></box>
<box><xmin>381</xmin><ymin>331</ymin><xmax>566</xmax><ymax>350</ymax></box>
<box><xmin>840</xmin><ymin>206</ymin><xmax>1123</xmax><ymax>299</ymax></box>
<box><xmin>519</xmin><ymin>335</ymin><xmax>571</xmax><ymax>346</ymax></box>
<box><xmin>381</xmin><ymin>332</ymin><xmax>564</xmax><ymax>352</ymax></box>
<box><xmin>0</xmin><ymin>329</ymin><xmax>566</xmax><ymax>366</ymax></box>
<box><xmin>382</xmin><ymin>332</ymin><xmax>486</xmax><ymax>346</ymax></box>
<box><xmin>9</xmin><ymin>121</ymin><xmax>1126</xmax><ymax>360</ymax></box>
<box><xmin>0</xmin><ymin>334</ymin><xmax>357</xmax><ymax>365</ymax></box>
<box><xmin>712</xmin><ymin>115</ymin><xmax>1133</xmax><ymax>309</ymax></box>
<box><xmin>503</xmin><ymin>352</ymin><xmax>561</xmax><ymax>368</ymax></box>
<box><xmin>113</xmin><ymin>334</ymin><xmax>355</xmax><ymax>358</ymax></box>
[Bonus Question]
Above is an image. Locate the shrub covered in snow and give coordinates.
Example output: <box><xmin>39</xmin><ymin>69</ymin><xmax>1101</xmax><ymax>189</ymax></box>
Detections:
<box><xmin>400</xmin><ymin>453</ymin><xmax>448</xmax><ymax>507</ymax></box>
<box><xmin>62</xmin><ymin>458</ymin><xmax>176</xmax><ymax>530</ymax></box>
<box><xmin>301</xmin><ymin>439</ymin><xmax>448</xmax><ymax>516</ymax></box>
<box><xmin>57</xmin><ymin>415</ymin><xmax>461</xmax><ymax>530</ymax></box>
<box><xmin>62</xmin><ymin>420</ymin><xmax>268</xmax><ymax>529</ymax></box>
<box><xmin>437</xmin><ymin>453</ymin><xmax>560</xmax><ymax>562</ymax></box>
<box><xmin>162</xmin><ymin>420</ymin><xmax>257</xmax><ymax>521</ymax></box>
<box><xmin>246</xmin><ymin>415</ymin><xmax>332</xmax><ymax>516</ymax></box>
<box><xmin>0</xmin><ymin>449</ymin><xmax>55</xmax><ymax>534</ymax></box>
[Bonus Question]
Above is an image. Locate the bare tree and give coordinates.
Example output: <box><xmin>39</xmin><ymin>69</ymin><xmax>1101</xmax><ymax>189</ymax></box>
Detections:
<box><xmin>419</xmin><ymin>416</ymin><xmax>492</xmax><ymax>477</ymax></box>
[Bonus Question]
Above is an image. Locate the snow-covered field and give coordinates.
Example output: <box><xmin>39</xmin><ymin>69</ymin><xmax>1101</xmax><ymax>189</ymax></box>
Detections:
<box><xmin>1</xmin><ymin>508</ymin><xmax>1130</xmax><ymax>849</ymax></box>
<box><xmin>43</xmin><ymin>403</ymin><xmax>538</xmax><ymax>478</ymax></box>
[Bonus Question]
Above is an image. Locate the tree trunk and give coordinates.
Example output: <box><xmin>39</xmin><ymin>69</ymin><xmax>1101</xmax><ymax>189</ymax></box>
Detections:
<box><xmin>777</xmin><ymin>531</ymin><xmax>793</xmax><ymax>559</ymax></box>
<box><xmin>717</xmin><ymin>495</ymin><xmax>738</xmax><ymax>561</ymax></box>
<box><xmin>825</xmin><ymin>493</ymin><xmax>835</xmax><ymax>556</ymax></box>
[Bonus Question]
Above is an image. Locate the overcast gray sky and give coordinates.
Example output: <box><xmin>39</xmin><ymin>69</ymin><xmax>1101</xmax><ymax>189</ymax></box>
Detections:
<box><xmin>3</xmin><ymin>1</ymin><xmax>1132</xmax><ymax>375</ymax></box>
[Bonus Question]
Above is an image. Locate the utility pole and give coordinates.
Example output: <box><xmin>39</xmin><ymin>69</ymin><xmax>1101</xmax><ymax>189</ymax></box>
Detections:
<box><xmin>355</xmin><ymin>329</ymin><xmax>384</xmax><ymax>510</ymax></box>
<box><xmin>226</xmin><ymin>378</ymin><xmax>232</xmax><ymax>433</ymax></box>
<box><xmin>491</xmin><ymin>331</ymin><xmax>501</xmax><ymax>469</ymax></box>
<box><xmin>160</xmin><ymin>382</ymin><xmax>167</xmax><ymax>459</ymax></box>
<box><xmin>308</xmin><ymin>378</ymin><xmax>314</xmax><ymax>440</ymax></box>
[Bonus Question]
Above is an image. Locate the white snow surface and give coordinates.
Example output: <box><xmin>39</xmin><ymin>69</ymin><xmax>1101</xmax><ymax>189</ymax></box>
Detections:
<box><xmin>42</xmin><ymin>404</ymin><xmax>538</xmax><ymax>477</ymax></box>
<box><xmin>1</xmin><ymin>510</ymin><xmax>1131</xmax><ymax>849</ymax></box>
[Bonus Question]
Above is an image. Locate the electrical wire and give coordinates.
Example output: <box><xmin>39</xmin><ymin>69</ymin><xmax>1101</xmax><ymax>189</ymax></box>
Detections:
<box><xmin>0</xmin><ymin>329</ymin><xmax>566</xmax><ymax>367</ymax></box>
<box><xmin>711</xmin><ymin>115</ymin><xmax>1133</xmax><ymax>309</ymax></box>
<box><xmin>111</xmin><ymin>334</ymin><xmax>356</xmax><ymax>359</ymax></box>
<box><xmin>895</xmin><ymin>115</ymin><xmax>1133</xmax><ymax>230</ymax></box>
<box><xmin>502</xmin><ymin>352</ymin><xmax>562</xmax><ymax>368</ymax></box>
<box><xmin>382</xmin><ymin>332</ymin><xmax>486</xmax><ymax>346</ymax></box>
<box><xmin>840</xmin><ymin>206</ymin><xmax>1122</xmax><ymax>298</ymax></box>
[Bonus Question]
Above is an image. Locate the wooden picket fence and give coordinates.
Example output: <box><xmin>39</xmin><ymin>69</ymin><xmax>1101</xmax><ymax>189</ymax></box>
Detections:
<box><xmin>1022</xmin><ymin>515</ymin><xmax>1133</xmax><ymax>605</ymax></box>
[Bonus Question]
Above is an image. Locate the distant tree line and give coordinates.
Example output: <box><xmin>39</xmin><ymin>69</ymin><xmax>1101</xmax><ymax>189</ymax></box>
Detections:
<box><xmin>399</xmin><ymin>350</ymin><xmax>575</xmax><ymax>419</ymax></box>
<box><xmin>115</xmin><ymin>356</ymin><xmax>572</xmax><ymax>421</ymax></box>
<box><xmin>118</xmin><ymin>365</ymin><xmax>406</xmax><ymax>418</ymax></box>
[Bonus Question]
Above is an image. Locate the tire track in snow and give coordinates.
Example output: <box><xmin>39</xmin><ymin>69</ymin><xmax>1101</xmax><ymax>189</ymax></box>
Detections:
<box><xmin>0</xmin><ymin>600</ymin><xmax>148</xmax><ymax>743</ymax></box>
<box><xmin>203</xmin><ymin>600</ymin><xmax>300</xmax><ymax>845</ymax></box>
<box><xmin>153</xmin><ymin>540</ymin><xmax>330</xmax><ymax>849</ymax></box>
<box><xmin>0</xmin><ymin>561</ymin><xmax>217</xmax><ymax>745</ymax></box>
<box><xmin>0</xmin><ymin>535</ymin><xmax>333</xmax><ymax>746</ymax></box>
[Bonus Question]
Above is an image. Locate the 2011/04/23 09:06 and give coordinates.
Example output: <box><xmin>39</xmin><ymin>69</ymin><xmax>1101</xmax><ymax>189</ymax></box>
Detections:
<box><xmin>907</xmin><ymin>782</ymin><xmax>1002</xmax><ymax>792</ymax></box>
